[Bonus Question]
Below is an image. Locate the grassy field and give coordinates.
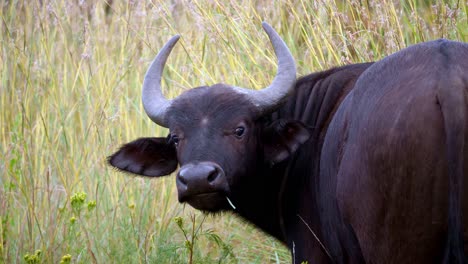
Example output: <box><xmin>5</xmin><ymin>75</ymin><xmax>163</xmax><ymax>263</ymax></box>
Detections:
<box><xmin>1</xmin><ymin>0</ymin><xmax>466</xmax><ymax>263</ymax></box>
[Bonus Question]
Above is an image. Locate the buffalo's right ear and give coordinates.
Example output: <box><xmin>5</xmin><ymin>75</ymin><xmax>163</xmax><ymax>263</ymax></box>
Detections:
<box><xmin>108</xmin><ymin>137</ymin><xmax>178</xmax><ymax>177</ymax></box>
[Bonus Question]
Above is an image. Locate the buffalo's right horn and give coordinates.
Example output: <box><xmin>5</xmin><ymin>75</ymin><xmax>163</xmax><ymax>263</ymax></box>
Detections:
<box><xmin>141</xmin><ymin>35</ymin><xmax>180</xmax><ymax>127</ymax></box>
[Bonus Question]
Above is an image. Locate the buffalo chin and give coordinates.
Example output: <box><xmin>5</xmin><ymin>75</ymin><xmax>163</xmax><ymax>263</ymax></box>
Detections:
<box><xmin>184</xmin><ymin>192</ymin><xmax>228</xmax><ymax>212</ymax></box>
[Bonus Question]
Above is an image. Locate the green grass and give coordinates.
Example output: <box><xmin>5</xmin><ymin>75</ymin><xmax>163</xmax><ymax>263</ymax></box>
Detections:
<box><xmin>1</xmin><ymin>0</ymin><xmax>466</xmax><ymax>263</ymax></box>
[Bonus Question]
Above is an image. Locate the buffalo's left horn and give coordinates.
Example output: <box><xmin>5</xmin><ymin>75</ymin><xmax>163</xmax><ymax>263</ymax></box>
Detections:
<box><xmin>233</xmin><ymin>22</ymin><xmax>296</xmax><ymax>115</ymax></box>
<box><xmin>142</xmin><ymin>35</ymin><xmax>180</xmax><ymax>127</ymax></box>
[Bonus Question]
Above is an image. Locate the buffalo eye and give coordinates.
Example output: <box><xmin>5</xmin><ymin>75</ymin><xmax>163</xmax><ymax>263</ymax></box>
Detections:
<box><xmin>171</xmin><ymin>134</ymin><xmax>180</xmax><ymax>146</ymax></box>
<box><xmin>234</xmin><ymin>127</ymin><xmax>245</xmax><ymax>138</ymax></box>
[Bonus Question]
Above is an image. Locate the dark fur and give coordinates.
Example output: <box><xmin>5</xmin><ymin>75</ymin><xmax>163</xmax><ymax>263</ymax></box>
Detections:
<box><xmin>109</xmin><ymin>40</ymin><xmax>468</xmax><ymax>263</ymax></box>
<box><xmin>320</xmin><ymin>40</ymin><xmax>468</xmax><ymax>263</ymax></box>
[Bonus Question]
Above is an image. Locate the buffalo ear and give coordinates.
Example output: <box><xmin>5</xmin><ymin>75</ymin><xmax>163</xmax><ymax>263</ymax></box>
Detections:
<box><xmin>108</xmin><ymin>137</ymin><xmax>178</xmax><ymax>177</ymax></box>
<box><xmin>263</xmin><ymin>120</ymin><xmax>311</xmax><ymax>164</ymax></box>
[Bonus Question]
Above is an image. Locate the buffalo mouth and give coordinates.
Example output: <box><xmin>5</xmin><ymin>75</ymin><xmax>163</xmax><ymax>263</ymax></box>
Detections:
<box><xmin>176</xmin><ymin>161</ymin><xmax>232</xmax><ymax>211</ymax></box>
<box><xmin>182</xmin><ymin>192</ymin><xmax>231</xmax><ymax>212</ymax></box>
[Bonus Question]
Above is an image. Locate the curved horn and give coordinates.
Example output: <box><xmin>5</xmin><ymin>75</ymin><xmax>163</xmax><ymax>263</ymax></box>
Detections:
<box><xmin>234</xmin><ymin>22</ymin><xmax>297</xmax><ymax>114</ymax></box>
<box><xmin>142</xmin><ymin>35</ymin><xmax>180</xmax><ymax>127</ymax></box>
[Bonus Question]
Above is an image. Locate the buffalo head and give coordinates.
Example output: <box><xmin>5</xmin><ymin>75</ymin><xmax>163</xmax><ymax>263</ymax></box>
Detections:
<box><xmin>108</xmin><ymin>23</ymin><xmax>310</xmax><ymax>212</ymax></box>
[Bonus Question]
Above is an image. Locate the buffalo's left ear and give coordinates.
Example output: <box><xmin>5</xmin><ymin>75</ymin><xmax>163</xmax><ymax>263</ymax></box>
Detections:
<box><xmin>263</xmin><ymin>119</ymin><xmax>311</xmax><ymax>164</ymax></box>
<box><xmin>108</xmin><ymin>137</ymin><xmax>178</xmax><ymax>177</ymax></box>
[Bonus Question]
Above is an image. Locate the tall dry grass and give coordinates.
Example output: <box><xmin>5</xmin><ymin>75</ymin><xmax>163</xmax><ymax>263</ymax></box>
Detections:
<box><xmin>1</xmin><ymin>0</ymin><xmax>466</xmax><ymax>263</ymax></box>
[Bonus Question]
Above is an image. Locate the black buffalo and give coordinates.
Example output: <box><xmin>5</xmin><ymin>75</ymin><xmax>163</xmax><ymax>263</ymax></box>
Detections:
<box><xmin>109</xmin><ymin>22</ymin><xmax>468</xmax><ymax>263</ymax></box>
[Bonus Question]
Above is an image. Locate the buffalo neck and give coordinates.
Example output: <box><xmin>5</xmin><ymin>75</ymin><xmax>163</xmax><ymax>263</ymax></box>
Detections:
<box><xmin>233</xmin><ymin>63</ymin><xmax>373</xmax><ymax>262</ymax></box>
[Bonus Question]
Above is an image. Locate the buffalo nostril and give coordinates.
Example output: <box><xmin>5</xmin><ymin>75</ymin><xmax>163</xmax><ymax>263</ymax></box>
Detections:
<box><xmin>207</xmin><ymin>168</ymin><xmax>218</xmax><ymax>183</ymax></box>
<box><xmin>178</xmin><ymin>176</ymin><xmax>188</xmax><ymax>186</ymax></box>
<box><xmin>177</xmin><ymin>170</ymin><xmax>188</xmax><ymax>186</ymax></box>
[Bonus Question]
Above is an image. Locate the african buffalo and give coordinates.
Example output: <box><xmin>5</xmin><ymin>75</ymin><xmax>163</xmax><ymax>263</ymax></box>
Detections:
<box><xmin>109</xmin><ymin>22</ymin><xmax>468</xmax><ymax>263</ymax></box>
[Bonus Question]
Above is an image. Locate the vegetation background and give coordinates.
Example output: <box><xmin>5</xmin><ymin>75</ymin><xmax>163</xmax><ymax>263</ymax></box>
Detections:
<box><xmin>1</xmin><ymin>0</ymin><xmax>466</xmax><ymax>263</ymax></box>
